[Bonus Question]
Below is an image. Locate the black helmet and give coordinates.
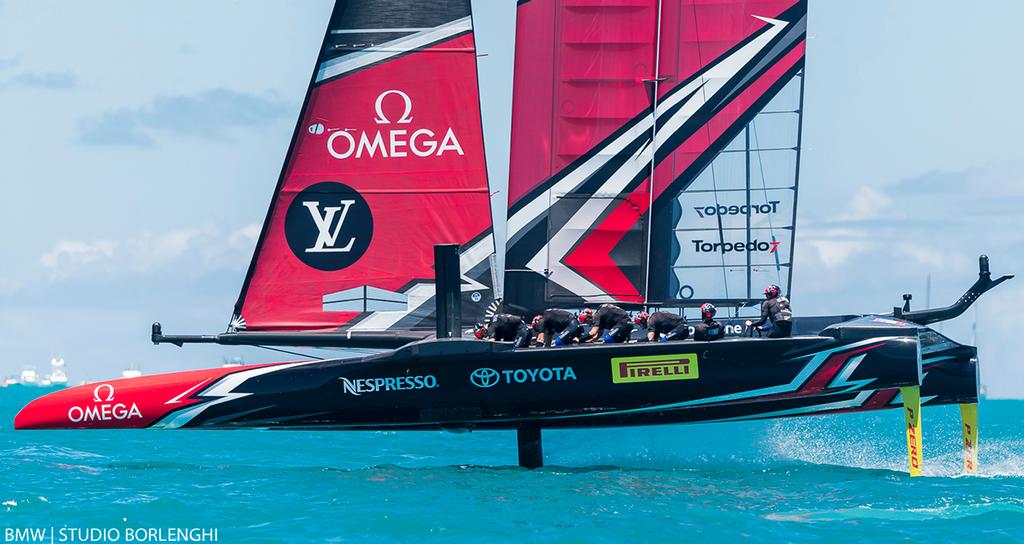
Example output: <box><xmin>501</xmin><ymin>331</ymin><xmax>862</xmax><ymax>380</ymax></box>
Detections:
<box><xmin>700</xmin><ymin>303</ymin><xmax>716</xmax><ymax>320</ymax></box>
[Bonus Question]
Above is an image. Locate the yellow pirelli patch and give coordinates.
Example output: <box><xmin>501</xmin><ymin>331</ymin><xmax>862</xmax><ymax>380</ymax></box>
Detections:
<box><xmin>611</xmin><ymin>353</ymin><xmax>699</xmax><ymax>384</ymax></box>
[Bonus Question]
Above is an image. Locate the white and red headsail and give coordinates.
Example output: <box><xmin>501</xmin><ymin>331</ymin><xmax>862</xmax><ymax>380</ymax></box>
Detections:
<box><xmin>232</xmin><ymin>1</ymin><xmax>497</xmax><ymax>333</ymax></box>
<box><xmin>503</xmin><ymin>0</ymin><xmax>807</xmax><ymax>313</ymax></box>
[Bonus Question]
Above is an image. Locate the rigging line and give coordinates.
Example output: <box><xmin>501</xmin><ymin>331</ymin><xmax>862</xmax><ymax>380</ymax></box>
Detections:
<box><xmin>745</xmin><ymin>125</ymin><xmax>752</xmax><ymax>300</ymax></box>
<box><xmin>750</xmin><ymin>120</ymin><xmax>776</xmax><ymax>234</ymax></box>
<box><xmin>253</xmin><ymin>345</ymin><xmax>325</xmax><ymax>361</ymax></box>
<box><xmin>786</xmin><ymin>70</ymin><xmax>806</xmax><ymax>299</ymax></box>
<box><xmin>642</xmin><ymin>0</ymin><xmax>664</xmax><ymax>308</ymax></box>
<box><xmin>750</xmin><ymin>119</ymin><xmax>783</xmax><ymax>283</ymax></box>
<box><xmin>689</xmin><ymin>0</ymin><xmax>730</xmax><ymax>301</ymax></box>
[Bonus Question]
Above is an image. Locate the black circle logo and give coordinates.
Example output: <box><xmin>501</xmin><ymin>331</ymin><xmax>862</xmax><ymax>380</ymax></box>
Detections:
<box><xmin>285</xmin><ymin>181</ymin><xmax>373</xmax><ymax>271</ymax></box>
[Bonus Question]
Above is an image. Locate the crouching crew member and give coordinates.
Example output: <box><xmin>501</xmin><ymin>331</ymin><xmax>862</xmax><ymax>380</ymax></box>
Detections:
<box><xmin>533</xmin><ymin>308</ymin><xmax>589</xmax><ymax>347</ymax></box>
<box><xmin>585</xmin><ymin>304</ymin><xmax>634</xmax><ymax>343</ymax></box>
<box><xmin>634</xmin><ymin>311</ymin><xmax>689</xmax><ymax>342</ymax></box>
<box><xmin>693</xmin><ymin>303</ymin><xmax>725</xmax><ymax>341</ymax></box>
<box><xmin>474</xmin><ymin>314</ymin><xmax>533</xmax><ymax>348</ymax></box>
<box><xmin>748</xmin><ymin>284</ymin><xmax>793</xmax><ymax>338</ymax></box>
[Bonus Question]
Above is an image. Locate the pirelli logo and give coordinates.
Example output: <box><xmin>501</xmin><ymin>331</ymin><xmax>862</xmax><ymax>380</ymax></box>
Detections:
<box><xmin>611</xmin><ymin>354</ymin><xmax>700</xmax><ymax>384</ymax></box>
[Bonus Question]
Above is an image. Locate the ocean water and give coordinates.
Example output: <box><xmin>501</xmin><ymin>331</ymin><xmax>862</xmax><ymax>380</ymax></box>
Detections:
<box><xmin>1</xmin><ymin>387</ymin><xmax>1022</xmax><ymax>543</ymax></box>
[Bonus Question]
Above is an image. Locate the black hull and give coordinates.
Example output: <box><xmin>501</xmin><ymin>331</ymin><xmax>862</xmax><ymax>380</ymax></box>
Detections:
<box><xmin>175</xmin><ymin>336</ymin><xmax>920</xmax><ymax>429</ymax></box>
<box><xmin>16</xmin><ymin>316</ymin><xmax>976</xmax><ymax>432</ymax></box>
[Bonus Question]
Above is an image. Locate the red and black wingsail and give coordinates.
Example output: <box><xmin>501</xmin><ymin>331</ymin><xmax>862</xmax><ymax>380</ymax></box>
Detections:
<box><xmin>232</xmin><ymin>1</ymin><xmax>497</xmax><ymax>335</ymax></box>
<box><xmin>503</xmin><ymin>0</ymin><xmax>807</xmax><ymax>313</ymax></box>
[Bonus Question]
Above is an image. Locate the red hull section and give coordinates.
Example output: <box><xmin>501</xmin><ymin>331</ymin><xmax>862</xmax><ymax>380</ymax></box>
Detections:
<box><xmin>14</xmin><ymin>365</ymin><xmax>279</xmax><ymax>430</ymax></box>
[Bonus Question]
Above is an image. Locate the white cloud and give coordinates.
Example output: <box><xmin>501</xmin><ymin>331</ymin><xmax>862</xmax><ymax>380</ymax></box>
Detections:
<box><xmin>798</xmin><ymin>227</ymin><xmax>873</xmax><ymax>268</ymax></box>
<box><xmin>123</xmin><ymin>228</ymin><xmax>203</xmax><ymax>272</ymax></box>
<box><xmin>228</xmin><ymin>223</ymin><xmax>261</xmax><ymax>246</ymax></box>
<box><xmin>36</xmin><ymin>224</ymin><xmax>259</xmax><ymax>282</ymax></box>
<box><xmin>837</xmin><ymin>186</ymin><xmax>892</xmax><ymax>221</ymax></box>
<box><xmin>0</xmin><ymin>276</ymin><xmax>25</xmax><ymax>296</ymax></box>
<box><xmin>40</xmin><ymin>240</ymin><xmax>120</xmax><ymax>279</ymax></box>
<box><xmin>896</xmin><ymin>243</ymin><xmax>953</xmax><ymax>271</ymax></box>
<box><xmin>77</xmin><ymin>88</ymin><xmax>291</xmax><ymax>147</ymax></box>
<box><xmin>1</xmin><ymin>71</ymin><xmax>77</xmax><ymax>90</ymax></box>
<box><xmin>892</xmin><ymin>161</ymin><xmax>1024</xmax><ymax>197</ymax></box>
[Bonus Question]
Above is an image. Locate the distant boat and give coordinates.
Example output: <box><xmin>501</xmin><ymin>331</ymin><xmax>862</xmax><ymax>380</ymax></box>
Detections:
<box><xmin>19</xmin><ymin>368</ymin><xmax>38</xmax><ymax>386</ymax></box>
<box><xmin>47</xmin><ymin>358</ymin><xmax>68</xmax><ymax>386</ymax></box>
<box><xmin>221</xmin><ymin>357</ymin><xmax>244</xmax><ymax>368</ymax></box>
<box><xmin>3</xmin><ymin>361</ymin><xmax>68</xmax><ymax>389</ymax></box>
<box><xmin>121</xmin><ymin>363</ymin><xmax>143</xmax><ymax>379</ymax></box>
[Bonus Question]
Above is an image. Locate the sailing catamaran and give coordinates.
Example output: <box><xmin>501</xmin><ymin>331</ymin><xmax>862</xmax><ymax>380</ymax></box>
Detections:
<box><xmin>16</xmin><ymin>0</ymin><xmax>1010</xmax><ymax>475</ymax></box>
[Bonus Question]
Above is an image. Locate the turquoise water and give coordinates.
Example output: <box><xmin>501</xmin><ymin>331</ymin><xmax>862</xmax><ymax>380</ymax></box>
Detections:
<box><xmin>1</xmin><ymin>388</ymin><xmax>1022</xmax><ymax>542</ymax></box>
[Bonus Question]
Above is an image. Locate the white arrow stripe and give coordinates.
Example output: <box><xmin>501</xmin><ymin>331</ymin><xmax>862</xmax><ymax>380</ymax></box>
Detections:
<box><xmin>153</xmin><ymin>361</ymin><xmax>321</xmax><ymax>429</ymax></box>
<box><xmin>317</xmin><ymin>17</ymin><xmax>472</xmax><ymax>83</ymax></box>
<box><xmin>164</xmin><ymin>378</ymin><xmax>214</xmax><ymax>405</ymax></box>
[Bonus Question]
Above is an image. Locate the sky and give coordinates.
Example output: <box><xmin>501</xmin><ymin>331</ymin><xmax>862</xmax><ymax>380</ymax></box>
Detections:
<box><xmin>1</xmin><ymin>1</ymin><xmax>1022</xmax><ymax>396</ymax></box>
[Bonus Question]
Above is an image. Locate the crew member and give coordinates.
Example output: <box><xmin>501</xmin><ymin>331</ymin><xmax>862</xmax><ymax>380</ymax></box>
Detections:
<box><xmin>747</xmin><ymin>284</ymin><xmax>793</xmax><ymax>338</ymax></box>
<box><xmin>634</xmin><ymin>311</ymin><xmax>689</xmax><ymax>342</ymax></box>
<box><xmin>693</xmin><ymin>303</ymin><xmax>725</xmax><ymax>341</ymax></box>
<box><xmin>586</xmin><ymin>304</ymin><xmax>634</xmax><ymax>343</ymax></box>
<box><xmin>533</xmin><ymin>308</ymin><xmax>588</xmax><ymax>347</ymax></box>
<box><xmin>475</xmin><ymin>314</ymin><xmax>532</xmax><ymax>348</ymax></box>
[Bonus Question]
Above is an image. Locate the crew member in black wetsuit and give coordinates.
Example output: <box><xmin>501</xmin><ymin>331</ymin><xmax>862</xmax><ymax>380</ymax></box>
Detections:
<box><xmin>693</xmin><ymin>303</ymin><xmax>725</xmax><ymax>341</ymax></box>
<box><xmin>533</xmin><ymin>308</ymin><xmax>589</xmax><ymax>347</ymax></box>
<box><xmin>585</xmin><ymin>304</ymin><xmax>634</xmax><ymax>343</ymax></box>
<box><xmin>474</xmin><ymin>313</ymin><xmax>532</xmax><ymax>348</ymax></box>
<box><xmin>747</xmin><ymin>284</ymin><xmax>793</xmax><ymax>338</ymax></box>
<box><xmin>634</xmin><ymin>311</ymin><xmax>689</xmax><ymax>342</ymax></box>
